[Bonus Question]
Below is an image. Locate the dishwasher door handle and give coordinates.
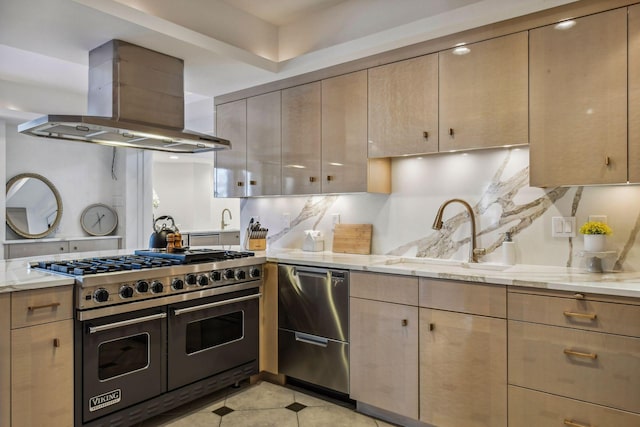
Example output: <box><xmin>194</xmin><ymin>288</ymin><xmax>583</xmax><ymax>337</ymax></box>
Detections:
<box><xmin>295</xmin><ymin>332</ymin><xmax>329</xmax><ymax>348</ymax></box>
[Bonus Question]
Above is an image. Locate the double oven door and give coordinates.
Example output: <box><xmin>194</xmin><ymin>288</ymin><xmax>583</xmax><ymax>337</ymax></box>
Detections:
<box><xmin>167</xmin><ymin>288</ymin><xmax>260</xmax><ymax>390</ymax></box>
<box><xmin>79</xmin><ymin>286</ymin><xmax>260</xmax><ymax>424</ymax></box>
<box><xmin>82</xmin><ymin>307</ymin><xmax>167</xmax><ymax>422</ymax></box>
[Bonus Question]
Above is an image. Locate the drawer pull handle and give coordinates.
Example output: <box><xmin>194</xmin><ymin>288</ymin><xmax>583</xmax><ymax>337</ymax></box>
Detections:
<box><xmin>28</xmin><ymin>302</ymin><xmax>61</xmax><ymax>311</ymax></box>
<box><xmin>604</xmin><ymin>156</ymin><xmax>610</xmax><ymax>166</ymax></box>
<box><xmin>564</xmin><ymin>419</ymin><xmax>591</xmax><ymax>427</ymax></box>
<box><xmin>53</xmin><ymin>338</ymin><xmax>60</xmax><ymax>348</ymax></box>
<box><xmin>423</xmin><ymin>131</ymin><xmax>429</xmax><ymax>139</ymax></box>
<box><xmin>564</xmin><ymin>349</ymin><xmax>597</xmax><ymax>360</ymax></box>
<box><xmin>401</xmin><ymin>319</ymin><xmax>408</xmax><ymax>326</ymax></box>
<box><xmin>429</xmin><ymin>323</ymin><xmax>435</xmax><ymax>331</ymax></box>
<box><xmin>563</xmin><ymin>311</ymin><xmax>597</xmax><ymax>320</ymax></box>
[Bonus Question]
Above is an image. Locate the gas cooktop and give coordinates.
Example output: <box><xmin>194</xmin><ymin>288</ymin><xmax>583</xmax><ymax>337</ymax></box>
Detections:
<box><xmin>31</xmin><ymin>249</ymin><xmax>255</xmax><ymax>277</ymax></box>
<box><xmin>30</xmin><ymin>249</ymin><xmax>263</xmax><ymax>312</ymax></box>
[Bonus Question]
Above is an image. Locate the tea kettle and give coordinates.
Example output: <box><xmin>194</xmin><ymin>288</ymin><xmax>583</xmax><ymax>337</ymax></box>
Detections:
<box><xmin>149</xmin><ymin>215</ymin><xmax>178</xmax><ymax>249</ymax></box>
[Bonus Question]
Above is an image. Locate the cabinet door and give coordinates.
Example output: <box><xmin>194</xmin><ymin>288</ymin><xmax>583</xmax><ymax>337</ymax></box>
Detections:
<box><xmin>321</xmin><ymin>71</ymin><xmax>367</xmax><ymax>193</ymax></box>
<box><xmin>630</xmin><ymin>4</ymin><xmax>640</xmax><ymax>183</ymax></box>
<box><xmin>420</xmin><ymin>308</ymin><xmax>507</xmax><ymax>427</ymax></box>
<box><xmin>530</xmin><ymin>9</ymin><xmax>627</xmax><ymax>186</ymax></box>
<box><xmin>11</xmin><ymin>319</ymin><xmax>73</xmax><ymax>427</ymax></box>
<box><xmin>0</xmin><ymin>294</ymin><xmax>9</xmax><ymax>427</ymax></box>
<box><xmin>247</xmin><ymin>91</ymin><xmax>281</xmax><ymax>196</ymax></box>
<box><xmin>439</xmin><ymin>32</ymin><xmax>528</xmax><ymax>151</ymax></box>
<box><xmin>350</xmin><ymin>298</ymin><xmax>419</xmax><ymax>419</ymax></box>
<box><xmin>282</xmin><ymin>82</ymin><xmax>321</xmax><ymax>195</ymax></box>
<box><xmin>215</xmin><ymin>100</ymin><xmax>247</xmax><ymax>198</ymax></box>
<box><xmin>368</xmin><ymin>54</ymin><xmax>438</xmax><ymax>157</ymax></box>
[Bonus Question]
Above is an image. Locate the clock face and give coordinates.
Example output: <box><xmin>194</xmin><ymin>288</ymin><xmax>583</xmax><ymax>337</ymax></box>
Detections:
<box><xmin>81</xmin><ymin>204</ymin><xmax>118</xmax><ymax>236</ymax></box>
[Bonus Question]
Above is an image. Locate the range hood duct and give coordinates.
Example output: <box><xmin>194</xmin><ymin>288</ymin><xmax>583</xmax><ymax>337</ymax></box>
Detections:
<box><xmin>18</xmin><ymin>40</ymin><xmax>230</xmax><ymax>153</ymax></box>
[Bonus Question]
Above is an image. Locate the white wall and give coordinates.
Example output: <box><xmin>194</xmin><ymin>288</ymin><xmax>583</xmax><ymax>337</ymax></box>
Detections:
<box><xmin>152</xmin><ymin>152</ymin><xmax>240</xmax><ymax>232</ymax></box>
<box><xmin>2</xmin><ymin>120</ymin><xmax>130</xmax><ymax>239</ymax></box>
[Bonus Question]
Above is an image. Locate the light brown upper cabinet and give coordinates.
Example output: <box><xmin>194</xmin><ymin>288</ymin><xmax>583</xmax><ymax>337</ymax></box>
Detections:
<box><xmin>322</xmin><ymin>71</ymin><xmax>390</xmax><ymax>194</ymax></box>
<box><xmin>439</xmin><ymin>32</ymin><xmax>528</xmax><ymax>152</ymax></box>
<box><xmin>247</xmin><ymin>91</ymin><xmax>282</xmax><ymax>196</ymax></box>
<box><xmin>215</xmin><ymin>99</ymin><xmax>247</xmax><ymax>198</ymax></box>
<box><xmin>368</xmin><ymin>54</ymin><xmax>438</xmax><ymax>157</ymax></box>
<box><xmin>630</xmin><ymin>4</ymin><xmax>640</xmax><ymax>183</ymax></box>
<box><xmin>282</xmin><ymin>82</ymin><xmax>322</xmax><ymax>195</ymax></box>
<box><xmin>529</xmin><ymin>8</ymin><xmax>628</xmax><ymax>187</ymax></box>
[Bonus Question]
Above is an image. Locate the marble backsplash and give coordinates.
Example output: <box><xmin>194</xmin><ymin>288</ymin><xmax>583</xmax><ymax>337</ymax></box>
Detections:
<box><xmin>240</xmin><ymin>147</ymin><xmax>640</xmax><ymax>272</ymax></box>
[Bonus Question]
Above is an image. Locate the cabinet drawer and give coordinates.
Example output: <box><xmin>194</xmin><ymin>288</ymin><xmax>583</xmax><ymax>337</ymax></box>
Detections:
<box><xmin>189</xmin><ymin>233</ymin><xmax>220</xmax><ymax>246</ymax></box>
<box><xmin>7</xmin><ymin>241</ymin><xmax>68</xmax><ymax>258</ymax></box>
<box><xmin>509</xmin><ymin>291</ymin><xmax>640</xmax><ymax>337</ymax></box>
<box><xmin>69</xmin><ymin>237</ymin><xmax>120</xmax><ymax>253</ymax></box>
<box><xmin>350</xmin><ymin>271</ymin><xmax>418</xmax><ymax>305</ymax></box>
<box><xmin>11</xmin><ymin>286</ymin><xmax>73</xmax><ymax>328</ymax></box>
<box><xmin>508</xmin><ymin>321</ymin><xmax>640</xmax><ymax>413</ymax></box>
<box><xmin>509</xmin><ymin>385</ymin><xmax>640</xmax><ymax>427</ymax></box>
<box><xmin>419</xmin><ymin>278</ymin><xmax>506</xmax><ymax>318</ymax></box>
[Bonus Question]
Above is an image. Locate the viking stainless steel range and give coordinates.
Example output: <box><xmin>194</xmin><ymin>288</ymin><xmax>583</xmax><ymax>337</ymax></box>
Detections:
<box><xmin>31</xmin><ymin>249</ymin><xmax>264</xmax><ymax>427</ymax></box>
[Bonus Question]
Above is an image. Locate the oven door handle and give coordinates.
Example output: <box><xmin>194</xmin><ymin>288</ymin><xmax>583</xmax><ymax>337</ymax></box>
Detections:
<box><xmin>87</xmin><ymin>312</ymin><xmax>167</xmax><ymax>334</ymax></box>
<box><xmin>172</xmin><ymin>293</ymin><xmax>262</xmax><ymax>316</ymax></box>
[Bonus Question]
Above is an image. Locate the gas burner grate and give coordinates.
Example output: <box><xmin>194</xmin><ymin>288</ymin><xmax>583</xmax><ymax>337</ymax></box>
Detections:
<box><xmin>35</xmin><ymin>255</ymin><xmax>183</xmax><ymax>276</ymax></box>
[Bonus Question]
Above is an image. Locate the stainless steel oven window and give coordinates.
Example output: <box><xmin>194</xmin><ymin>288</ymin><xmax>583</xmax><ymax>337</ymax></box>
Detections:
<box><xmin>97</xmin><ymin>332</ymin><xmax>150</xmax><ymax>381</ymax></box>
<box><xmin>185</xmin><ymin>310</ymin><xmax>245</xmax><ymax>355</ymax></box>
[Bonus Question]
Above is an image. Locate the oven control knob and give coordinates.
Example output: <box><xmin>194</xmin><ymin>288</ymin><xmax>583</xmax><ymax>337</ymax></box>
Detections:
<box><xmin>211</xmin><ymin>271</ymin><xmax>222</xmax><ymax>281</ymax></box>
<box><xmin>171</xmin><ymin>278</ymin><xmax>185</xmax><ymax>290</ymax></box>
<box><xmin>197</xmin><ymin>274</ymin><xmax>209</xmax><ymax>287</ymax></box>
<box><xmin>249</xmin><ymin>268</ymin><xmax>261</xmax><ymax>278</ymax></box>
<box><xmin>151</xmin><ymin>281</ymin><xmax>164</xmax><ymax>294</ymax></box>
<box><xmin>94</xmin><ymin>288</ymin><xmax>110</xmax><ymax>303</ymax></box>
<box><xmin>136</xmin><ymin>281</ymin><xmax>149</xmax><ymax>293</ymax></box>
<box><xmin>224</xmin><ymin>269</ymin><xmax>235</xmax><ymax>280</ymax></box>
<box><xmin>185</xmin><ymin>274</ymin><xmax>197</xmax><ymax>286</ymax></box>
<box><xmin>119</xmin><ymin>285</ymin><xmax>134</xmax><ymax>299</ymax></box>
<box><xmin>235</xmin><ymin>269</ymin><xmax>246</xmax><ymax>280</ymax></box>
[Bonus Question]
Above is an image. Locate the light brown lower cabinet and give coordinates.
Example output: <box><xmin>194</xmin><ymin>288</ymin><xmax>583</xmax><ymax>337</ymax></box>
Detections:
<box><xmin>420</xmin><ymin>308</ymin><xmax>507</xmax><ymax>427</ymax></box>
<box><xmin>0</xmin><ymin>294</ymin><xmax>10</xmax><ymax>427</ymax></box>
<box><xmin>509</xmin><ymin>385</ymin><xmax>640</xmax><ymax>427</ymax></box>
<box><xmin>349</xmin><ymin>297</ymin><xmax>419</xmax><ymax>419</ymax></box>
<box><xmin>11</xmin><ymin>319</ymin><xmax>73</xmax><ymax>427</ymax></box>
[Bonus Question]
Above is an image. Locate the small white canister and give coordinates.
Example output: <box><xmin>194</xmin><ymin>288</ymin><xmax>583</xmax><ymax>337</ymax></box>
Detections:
<box><xmin>302</xmin><ymin>230</ymin><xmax>324</xmax><ymax>252</ymax></box>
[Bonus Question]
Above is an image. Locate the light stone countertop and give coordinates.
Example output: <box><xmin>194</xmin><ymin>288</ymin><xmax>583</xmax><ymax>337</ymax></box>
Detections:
<box><xmin>267</xmin><ymin>249</ymin><xmax>640</xmax><ymax>299</ymax></box>
<box><xmin>2</xmin><ymin>247</ymin><xmax>639</xmax><ymax>298</ymax></box>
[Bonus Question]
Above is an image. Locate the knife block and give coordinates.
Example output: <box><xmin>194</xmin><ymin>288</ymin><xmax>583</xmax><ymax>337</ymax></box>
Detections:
<box><xmin>248</xmin><ymin>238</ymin><xmax>266</xmax><ymax>251</ymax></box>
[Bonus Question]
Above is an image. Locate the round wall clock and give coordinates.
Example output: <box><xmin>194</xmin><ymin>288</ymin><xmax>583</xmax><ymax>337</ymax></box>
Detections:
<box><xmin>81</xmin><ymin>203</ymin><xmax>118</xmax><ymax>236</ymax></box>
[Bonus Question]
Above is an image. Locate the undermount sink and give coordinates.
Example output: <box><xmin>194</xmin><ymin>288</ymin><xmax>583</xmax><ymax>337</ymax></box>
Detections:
<box><xmin>374</xmin><ymin>257</ymin><xmax>511</xmax><ymax>272</ymax></box>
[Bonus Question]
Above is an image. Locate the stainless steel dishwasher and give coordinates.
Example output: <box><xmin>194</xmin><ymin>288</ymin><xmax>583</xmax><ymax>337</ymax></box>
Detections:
<box><xmin>278</xmin><ymin>264</ymin><xmax>349</xmax><ymax>394</ymax></box>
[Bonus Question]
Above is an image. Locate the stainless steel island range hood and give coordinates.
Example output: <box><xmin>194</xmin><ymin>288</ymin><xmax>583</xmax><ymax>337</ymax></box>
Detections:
<box><xmin>19</xmin><ymin>40</ymin><xmax>230</xmax><ymax>153</ymax></box>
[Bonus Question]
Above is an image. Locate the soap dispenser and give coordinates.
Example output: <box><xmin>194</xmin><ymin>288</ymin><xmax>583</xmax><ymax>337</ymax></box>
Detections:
<box><xmin>502</xmin><ymin>230</ymin><xmax>516</xmax><ymax>265</ymax></box>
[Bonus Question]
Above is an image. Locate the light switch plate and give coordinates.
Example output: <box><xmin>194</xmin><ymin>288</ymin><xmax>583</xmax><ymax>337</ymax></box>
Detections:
<box><xmin>332</xmin><ymin>213</ymin><xmax>341</xmax><ymax>225</ymax></box>
<box><xmin>552</xmin><ymin>216</ymin><xmax>576</xmax><ymax>237</ymax></box>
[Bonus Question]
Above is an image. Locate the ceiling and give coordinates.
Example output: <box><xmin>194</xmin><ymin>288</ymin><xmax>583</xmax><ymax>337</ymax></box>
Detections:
<box><xmin>0</xmin><ymin>0</ymin><xmax>578</xmax><ymax>123</ymax></box>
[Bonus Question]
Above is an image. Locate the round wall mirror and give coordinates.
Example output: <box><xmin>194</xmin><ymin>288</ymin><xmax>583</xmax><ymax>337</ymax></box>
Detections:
<box><xmin>6</xmin><ymin>173</ymin><xmax>63</xmax><ymax>239</ymax></box>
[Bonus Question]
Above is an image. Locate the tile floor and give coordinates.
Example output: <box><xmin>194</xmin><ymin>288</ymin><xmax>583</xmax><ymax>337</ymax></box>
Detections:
<box><xmin>137</xmin><ymin>381</ymin><xmax>396</xmax><ymax>427</ymax></box>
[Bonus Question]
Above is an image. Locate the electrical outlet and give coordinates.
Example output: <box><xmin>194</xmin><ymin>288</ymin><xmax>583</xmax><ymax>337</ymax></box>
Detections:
<box><xmin>282</xmin><ymin>213</ymin><xmax>291</xmax><ymax>229</ymax></box>
<box><xmin>551</xmin><ymin>216</ymin><xmax>575</xmax><ymax>237</ymax></box>
<box><xmin>332</xmin><ymin>213</ymin><xmax>341</xmax><ymax>225</ymax></box>
<box><xmin>589</xmin><ymin>215</ymin><xmax>608</xmax><ymax>224</ymax></box>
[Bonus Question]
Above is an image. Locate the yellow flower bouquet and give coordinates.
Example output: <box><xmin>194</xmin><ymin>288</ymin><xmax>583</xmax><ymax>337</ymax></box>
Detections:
<box><xmin>579</xmin><ymin>221</ymin><xmax>612</xmax><ymax>235</ymax></box>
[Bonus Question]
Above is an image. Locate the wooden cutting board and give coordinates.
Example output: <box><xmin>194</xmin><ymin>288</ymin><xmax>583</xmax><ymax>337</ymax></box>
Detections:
<box><xmin>332</xmin><ymin>224</ymin><xmax>373</xmax><ymax>254</ymax></box>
